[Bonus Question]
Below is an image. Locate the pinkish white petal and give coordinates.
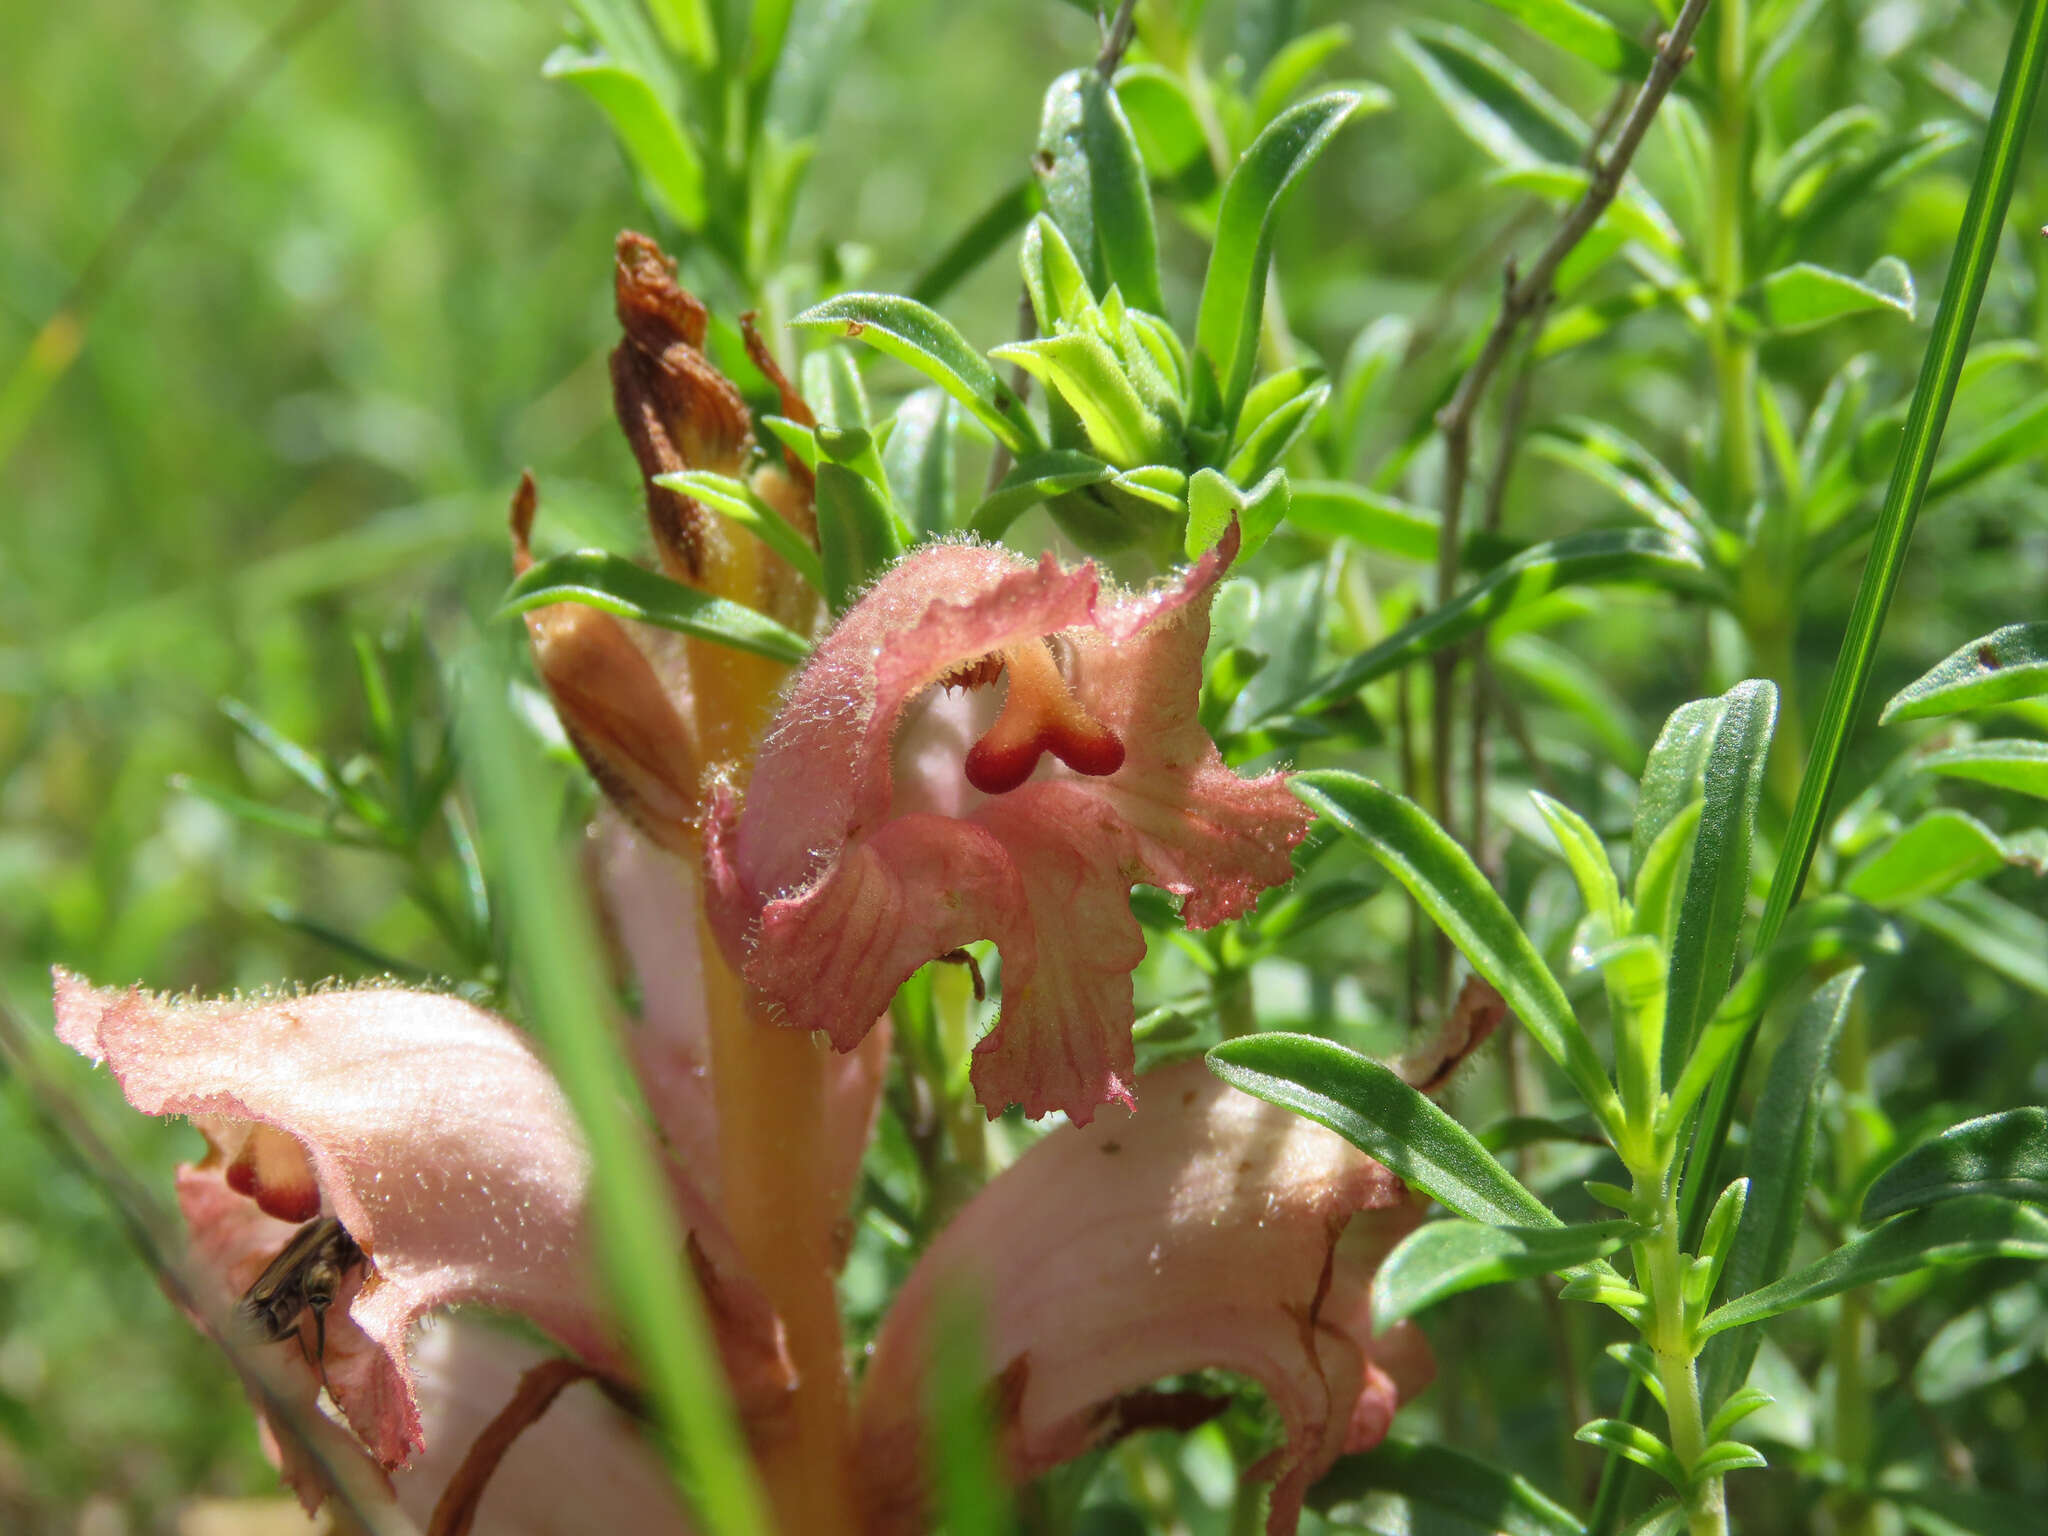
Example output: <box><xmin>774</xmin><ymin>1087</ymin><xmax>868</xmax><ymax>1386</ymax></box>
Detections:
<box><xmin>392</xmin><ymin>1323</ymin><xmax>695</xmax><ymax>1536</ymax></box>
<box><xmin>53</xmin><ymin>969</ymin><xmax>610</xmax><ymax>1467</ymax></box>
<box><xmin>717</xmin><ymin>536</ymin><xmax>1312</xmax><ymax>1123</ymax></box>
<box><xmin>851</xmin><ymin>1060</ymin><xmax>1430</xmax><ymax>1533</ymax></box>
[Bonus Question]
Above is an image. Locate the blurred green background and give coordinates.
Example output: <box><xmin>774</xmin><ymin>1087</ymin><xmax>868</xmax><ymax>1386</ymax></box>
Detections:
<box><xmin>4</xmin><ymin>0</ymin><xmax>2044</xmax><ymax>1530</ymax></box>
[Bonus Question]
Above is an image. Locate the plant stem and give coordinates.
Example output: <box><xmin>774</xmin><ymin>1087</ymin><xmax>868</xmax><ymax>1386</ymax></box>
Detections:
<box><xmin>699</xmin><ymin>925</ymin><xmax>857</xmax><ymax>1535</ymax></box>
<box><xmin>1640</xmin><ymin>1176</ymin><xmax>1727</xmax><ymax>1536</ymax></box>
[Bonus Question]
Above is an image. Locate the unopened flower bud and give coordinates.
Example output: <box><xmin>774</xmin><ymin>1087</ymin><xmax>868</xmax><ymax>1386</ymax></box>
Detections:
<box><xmin>510</xmin><ymin>472</ymin><xmax>702</xmax><ymax>853</ymax></box>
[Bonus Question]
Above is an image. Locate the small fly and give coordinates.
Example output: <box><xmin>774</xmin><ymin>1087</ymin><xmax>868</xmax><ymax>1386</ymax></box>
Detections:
<box><xmin>236</xmin><ymin>1216</ymin><xmax>364</xmax><ymax>1387</ymax></box>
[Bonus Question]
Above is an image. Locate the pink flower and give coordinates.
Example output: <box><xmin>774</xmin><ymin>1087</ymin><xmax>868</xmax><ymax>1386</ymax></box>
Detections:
<box><xmin>52</xmin><ymin>944</ymin><xmax>1423</xmax><ymax>1532</ymax></box>
<box><xmin>854</xmin><ymin>1059</ymin><xmax>1431</xmax><ymax>1535</ymax></box>
<box><xmin>708</xmin><ymin>529</ymin><xmax>1314</xmax><ymax>1124</ymax></box>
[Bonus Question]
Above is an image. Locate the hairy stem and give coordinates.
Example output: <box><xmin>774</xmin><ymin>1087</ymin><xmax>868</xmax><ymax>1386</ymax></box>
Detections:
<box><xmin>699</xmin><ymin>928</ymin><xmax>856</xmax><ymax>1534</ymax></box>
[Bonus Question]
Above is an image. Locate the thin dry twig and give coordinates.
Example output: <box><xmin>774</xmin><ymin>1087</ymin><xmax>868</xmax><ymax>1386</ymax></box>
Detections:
<box><xmin>1425</xmin><ymin>0</ymin><xmax>1712</xmax><ymax>999</ymax></box>
<box><xmin>1097</xmin><ymin>0</ymin><xmax>1140</xmax><ymax>78</ymax></box>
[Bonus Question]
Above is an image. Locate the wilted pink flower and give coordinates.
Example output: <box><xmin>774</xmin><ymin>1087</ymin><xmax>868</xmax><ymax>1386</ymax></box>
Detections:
<box><xmin>708</xmin><ymin>528</ymin><xmax>1314</xmax><ymax>1123</ymax></box>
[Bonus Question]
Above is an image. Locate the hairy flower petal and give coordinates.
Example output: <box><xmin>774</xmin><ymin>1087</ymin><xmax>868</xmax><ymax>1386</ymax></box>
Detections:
<box><xmin>393</xmin><ymin>1324</ymin><xmax>695</xmax><ymax>1536</ymax></box>
<box><xmin>53</xmin><ymin>969</ymin><xmax>609</xmax><ymax>1466</ymax></box>
<box><xmin>716</xmin><ymin>534</ymin><xmax>1312</xmax><ymax>1122</ymax></box>
<box><xmin>851</xmin><ymin>1060</ymin><xmax>1430</xmax><ymax>1533</ymax></box>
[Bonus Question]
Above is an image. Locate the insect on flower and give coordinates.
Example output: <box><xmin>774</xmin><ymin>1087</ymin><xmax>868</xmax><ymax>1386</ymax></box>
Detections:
<box><xmin>236</xmin><ymin>1215</ymin><xmax>365</xmax><ymax>1383</ymax></box>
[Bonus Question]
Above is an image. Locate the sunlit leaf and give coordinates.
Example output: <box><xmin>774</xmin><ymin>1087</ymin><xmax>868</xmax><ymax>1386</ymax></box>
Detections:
<box><xmin>543</xmin><ymin>49</ymin><xmax>706</xmax><ymax>230</ymax></box>
<box><xmin>1863</xmin><ymin>1108</ymin><xmax>2048</xmax><ymax>1222</ymax></box>
<box><xmin>1193</xmin><ymin>91</ymin><xmax>1366</xmax><ymax>432</ymax></box>
<box><xmin>1883</xmin><ymin>623</ymin><xmax>2048</xmax><ymax>722</ymax></box>
<box><xmin>1289</xmin><ymin>771</ymin><xmax>1624</xmax><ymax>1129</ymax></box>
<box><xmin>1037</xmin><ymin>69</ymin><xmax>1163</xmax><ymax>315</ymax></box>
<box><xmin>1206</xmin><ymin>1033</ymin><xmax>1560</xmax><ymax>1229</ymax></box>
<box><xmin>1844</xmin><ymin>809</ymin><xmax>2013</xmax><ymax>907</ymax></box>
<box><xmin>1701</xmin><ymin>1197</ymin><xmax>2048</xmax><ymax>1337</ymax></box>
<box><xmin>792</xmin><ymin>293</ymin><xmax>1041</xmax><ymax>455</ymax></box>
<box><xmin>499</xmin><ymin>551</ymin><xmax>812</xmax><ymax>664</ymax></box>
<box><xmin>1747</xmin><ymin>258</ymin><xmax>1916</xmax><ymax>333</ymax></box>
<box><xmin>1374</xmin><ymin>1218</ymin><xmax>1637</xmax><ymax>1328</ymax></box>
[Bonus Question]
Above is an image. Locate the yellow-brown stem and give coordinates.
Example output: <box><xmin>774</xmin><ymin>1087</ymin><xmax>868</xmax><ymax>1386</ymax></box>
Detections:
<box><xmin>699</xmin><ymin>915</ymin><xmax>856</xmax><ymax>1535</ymax></box>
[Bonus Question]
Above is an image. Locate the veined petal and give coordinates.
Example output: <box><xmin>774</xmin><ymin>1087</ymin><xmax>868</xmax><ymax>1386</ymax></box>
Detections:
<box><xmin>719</xmin><ymin>534</ymin><xmax>1312</xmax><ymax>1124</ymax></box>
<box><xmin>852</xmin><ymin>1060</ymin><xmax>1430</xmax><ymax>1533</ymax></box>
<box><xmin>393</xmin><ymin>1323</ymin><xmax>695</xmax><ymax>1536</ymax></box>
<box><xmin>53</xmin><ymin>969</ymin><xmax>608</xmax><ymax>1467</ymax></box>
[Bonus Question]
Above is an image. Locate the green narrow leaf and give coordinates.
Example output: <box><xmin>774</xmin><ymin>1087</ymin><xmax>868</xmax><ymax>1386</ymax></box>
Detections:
<box><xmin>1914</xmin><ymin>883</ymin><xmax>2048</xmax><ymax>996</ymax></box>
<box><xmin>1309</xmin><ymin>1438</ymin><xmax>1588</xmax><ymax>1533</ymax></box>
<box><xmin>543</xmin><ymin>50</ymin><xmax>707</xmax><ymax>231</ymax></box>
<box><xmin>1862</xmin><ymin>1108</ymin><xmax>2048</xmax><ymax>1222</ymax></box>
<box><xmin>1747</xmin><ymin>259</ymin><xmax>1917</xmax><ymax>333</ymax></box>
<box><xmin>1688</xmin><ymin>1442</ymin><xmax>1768</xmax><ymax>1483</ymax></box>
<box><xmin>499</xmin><ymin>552</ymin><xmax>812</xmax><ymax>665</ymax></box>
<box><xmin>1374</xmin><ymin>1218</ymin><xmax>1637</xmax><ymax>1328</ymax></box>
<box><xmin>967</xmin><ymin>450</ymin><xmax>1114</xmax><ymax>540</ymax></box>
<box><xmin>1700</xmin><ymin>971</ymin><xmax>1861</xmax><ymax>1410</ymax></box>
<box><xmin>990</xmin><ymin>331</ymin><xmax>1167</xmax><ymax>468</ymax></box>
<box><xmin>1037</xmin><ymin>68</ymin><xmax>1164</xmax><ymax>315</ymax></box>
<box><xmin>801</xmin><ymin>347</ymin><xmax>871</xmax><ymax>433</ymax></box>
<box><xmin>1271</xmin><ymin>530</ymin><xmax>1706</xmax><ymax>720</ymax></box>
<box><xmin>169</xmin><ymin>776</ymin><xmax>354</xmax><ymax>847</ymax></box>
<box><xmin>813</xmin><ymin>431</ymin><xmax>907</xmax><ymax>611</ymax></box>
<box><xmin>909</xmin><ymin>180</ymin><xmax>1043</xmax><ymax>307</ymax></box>
<box><xmin>654</xmin><ymin>470</ymin><xmax>826</xmax><ymax>593</ymax></box>
<box><xmin>1844</xmin><ymin>808</ymin><xmax>2012</xmax><ymax>907</ymax></box>
<box><xmin>1921</xmin><ymin>739</ymin><xmax>2048</xmax><ymax>800</ymax></box>
<box><xmin>1467</xmin><ymin>0</ymin><xmax>1654</xmax><ymax>76</ymax></box>
<box><xmin>791</xmin><ymin>293</ymin><xmax>1041</xmax><ymax>456</ymax></box>
<box><xmin>1574</xmin><ymin>1421</ymin><xmax>1684</xmax><ymax>1489</ymax></box>
<box><xmin>1530</xmin><ymin>791</ymin><xmax>1624</xmax><ymax>932</ymax></box>
<box><xmin>1193</xmin><ymin>91</ymin><xmax>1365</xmax><ymax>432</ymax></box>
<box><xmin>1914</xmin><ymin>1279</ymin><xmax>2048</xmax><ymax>1403</ymax></box>
<box><xmin>1249</xmin><ymin>25</ymin><xmax>1362</xmax><ymax>131</ymax></box>
<box><xmin>1705</xmin><ymin>1387</ymin><xmax>1772</xmax><ymax>1440</ymax></box>
<box><xmin>1113</xmin><ymin>63</ymin><xmax>1216</xmax><ymax>202</ymax></box>
<box><xmin>220</xmin><ymin>698</ymin><xmax>337</xmax><ymax>800</ymax></box>
<box><xmin>1227</xmin><ymin>379</ymin><xmax>1328</xmax><ymax>485</ymax></box>
<box><xmin>1663</xmin><ymin>681</ymin><xmax>1779</xmax><ymax>1076</ymax></box>
<box><xmin>1700</xmin><ymin>1197</ymin><xmax>2048</xmax><ymax>1338</ymax></box>
<box><xmin>1286</xmin><ymin>480</ymin><xmax>1440</xmax><ymax>562</ymax></box>
<box><xmin>1394</xmin><ymin>22</ymin><xmax>1587</xmax><ymax>169</ymax></box>
<box><xmin>1205</xmin><ymin>1034</ymin><xmax>1560</xmax><ymax>1229</ymax></box>
<box><xmin>1291</xmin><ymin>771</ymin><xmax>1624</xmax><ymax>1131</ymax></box>
<box><xmin>881</xmin><ymin>389</ymin><xmax>957</xmax><ymax>537</ymax></box>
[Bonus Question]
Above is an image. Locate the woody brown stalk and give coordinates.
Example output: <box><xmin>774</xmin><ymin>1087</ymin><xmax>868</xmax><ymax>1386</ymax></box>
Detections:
<box><xmin>1425</xmin><ymin>0</ymin><xmax>1713</xmax><ymax>999</ymax></box>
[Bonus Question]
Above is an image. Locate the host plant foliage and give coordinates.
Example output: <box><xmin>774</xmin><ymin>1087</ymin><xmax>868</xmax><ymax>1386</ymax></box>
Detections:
<box><xmin>18</xmin><ymin>1</ymin><xmax>2048</xmax><ymax>1535</ymax></box>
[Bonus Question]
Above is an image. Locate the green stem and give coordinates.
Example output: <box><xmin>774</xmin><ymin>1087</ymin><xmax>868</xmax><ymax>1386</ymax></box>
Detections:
<box><xmin>1827</xmin><ymin>998</ymin><xmax>1880</xmax><ymax>1535</ymax></box>
<box><xmin>1640</xmin><ymin>1178</ymin><xmax>1728</xmax><ymax>1536</ymax></box>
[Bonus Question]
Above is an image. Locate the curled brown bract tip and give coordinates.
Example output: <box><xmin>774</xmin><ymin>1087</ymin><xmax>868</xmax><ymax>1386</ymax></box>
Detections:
<box><xmin>613</xmin><ymin>232</ymin><xmax>707</xmax><ymax>354</ymax></box>
<box><xmin>608</xmin><ymin>231</ymin><xmax>755</xmax><ymax>586</ymax></box>
<box><xmin>508</xmin><ymin>471</ymin><xmax>539</xmax><ymax>573</ymax></box>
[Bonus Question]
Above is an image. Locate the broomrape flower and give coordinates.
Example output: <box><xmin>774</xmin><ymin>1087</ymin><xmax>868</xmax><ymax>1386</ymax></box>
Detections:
<box><xmin>51</xmin><ymin>235</ymin><xmax>1429</xmax><ymax>1533</ymax></box>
